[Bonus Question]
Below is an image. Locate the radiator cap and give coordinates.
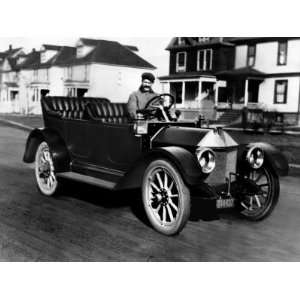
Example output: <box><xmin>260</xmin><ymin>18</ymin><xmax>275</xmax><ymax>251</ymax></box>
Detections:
<box><xmin>197</xmin><ymin>128</ymin><xmax>238</xmax><ymax>148</ymax></box>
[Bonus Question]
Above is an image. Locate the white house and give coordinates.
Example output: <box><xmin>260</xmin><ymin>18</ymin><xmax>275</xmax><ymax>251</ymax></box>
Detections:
<box><xmin>0</xmin><ymin>46</ymin><xmax>25</xmax><ymax>113</ymax></box>
<box><xmin>216</xmin><ymin>37</ymin><xmax>300</xmax><ymax>124</ymax></box>
<box><xmin>58</xmin><ymin>38</ymin><xmax>156</xmax><ymax>102</ymax></box>
<box><xmin>0</xmin><ymin>38</ymin><xmax>156</xmax><ymax>115</ymax></box>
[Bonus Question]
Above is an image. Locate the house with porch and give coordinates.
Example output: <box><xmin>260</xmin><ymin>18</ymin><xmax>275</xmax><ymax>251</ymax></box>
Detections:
<box><xmin>159</xmin><ymin>37</ymin><xmax>235</xmax><ymax>120</ymax></box>
<box><xmin>0</xmin><ymin>45</ymin><xmax>25</xmax><ymax>113</ymax></box>
<box><xmin>160</xmin><ymin>37</ymin><xmax>300</xmax><ymax>125</ymax></box>
<box><xmin>216</xmin><ymin>37</ymin><xmax>300</xmax><ymax>125</ymax></box>
<box><xmin>0</xmin><ymin>38</ymin><xmax>156</xmax><ymax>114</ymax></box>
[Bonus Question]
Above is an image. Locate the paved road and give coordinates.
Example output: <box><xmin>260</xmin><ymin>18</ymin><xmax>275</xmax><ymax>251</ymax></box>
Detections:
<box><xmin>0</xmin><ymin>124</ymin><xmax>300</xmax><ymax>261</ymax></box>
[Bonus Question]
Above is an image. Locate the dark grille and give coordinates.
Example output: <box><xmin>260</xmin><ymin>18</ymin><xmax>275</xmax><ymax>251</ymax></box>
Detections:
<box><xmin>205</xmin><ymin>149</ymin><xmax>237</xmax><ymax>186</ymax></box>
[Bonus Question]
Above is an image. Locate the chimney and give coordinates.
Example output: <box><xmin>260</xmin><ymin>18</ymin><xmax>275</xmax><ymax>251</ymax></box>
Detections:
<box><xmin>32</xmin><ymin>48</ymin><xmax>36</xmax><ymax>52</ymax></box>
<box><xmin>9</xmin><ymin>44</ymin><xmax>12</xmax><ymax>51</ymax></box>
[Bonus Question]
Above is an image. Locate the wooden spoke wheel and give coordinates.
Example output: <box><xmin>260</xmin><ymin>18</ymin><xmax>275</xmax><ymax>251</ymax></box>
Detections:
<box><xmin>142</xmin><ymin>159</ymin><xmax>190</xmax><ymax>235</ymax></box>
<box><xmin>35</xmin><ymin>141</ymin><xmax>60</xmax><ymax>196</ymax></box>
<box><xmin>240</xmin><ymin>166</ymin><xmax>279</xmax><ymax>221</ymax></box>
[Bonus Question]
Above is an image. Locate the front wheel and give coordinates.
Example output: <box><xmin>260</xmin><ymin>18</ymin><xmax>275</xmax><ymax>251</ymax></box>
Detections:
<box><xmin>239</xmin><ymin>166</ymin><xmax>279</xmax><ymax>221</ymax></box>
<box><xmin>142</xmin><ymin>159</ymin><xmax>191</xmax><ymax>235</ymax></box>
<box><xmin>35</xmin><ymin>141</ymin><xmax>60</xmax><ymax>196</ymax></box>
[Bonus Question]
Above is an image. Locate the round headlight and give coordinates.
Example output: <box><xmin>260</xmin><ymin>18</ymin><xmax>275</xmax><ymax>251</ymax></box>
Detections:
<box><xmin>196</xmin><ymin>148</ymin><xmax>216</xmax><ymax>174</ymax></box>
<box><xmin>246</xmin><ymin>147</ymin><xmax>264</xmax><ymax>169</ymax></box>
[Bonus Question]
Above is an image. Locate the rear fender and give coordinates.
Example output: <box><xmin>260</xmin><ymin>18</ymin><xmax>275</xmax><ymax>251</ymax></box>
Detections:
<box><xmin>117</xmin><ymin>146</ymin><xmax>206</xmax><ymax>189</ymax></box>
<box><xmin>23</xmin><ymin>128</ymin><xmax>70</xmax><ymax>172</ymax></box>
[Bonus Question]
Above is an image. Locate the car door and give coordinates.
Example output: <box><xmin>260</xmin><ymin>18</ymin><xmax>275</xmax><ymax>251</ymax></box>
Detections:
<box><xmin>65</xmin><ymin>119</ymin><xmax>89</xmax><ymax>160</ymax></box>
<box><xmin>86</xmin><ymin>122</ymin><xmax>142</xmax><ymax>173</ymax></box>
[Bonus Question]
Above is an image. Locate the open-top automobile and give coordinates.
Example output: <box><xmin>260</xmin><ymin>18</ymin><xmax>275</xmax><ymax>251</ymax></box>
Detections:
<box><xmin>23</xmin><ymin>94</ymin><xmax>289</xmax><ymax>235</ymax></box>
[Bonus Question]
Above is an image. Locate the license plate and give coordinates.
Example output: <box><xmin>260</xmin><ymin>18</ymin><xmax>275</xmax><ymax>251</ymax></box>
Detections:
<box><xmin>216</xmin><ymin>197</ymin><xmax>235</xmax><ymax>209</ymax></box>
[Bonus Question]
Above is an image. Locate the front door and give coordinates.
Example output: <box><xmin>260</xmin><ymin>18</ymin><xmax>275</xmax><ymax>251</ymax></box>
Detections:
<box><xmin>170</xmin><ymin>82</ymin><xmax>183</xmax><ymax>107</ymax></box>
<box><xmin>248</xmin><ymin>80</ymin><xmax>259</xmax><ymax>103</ymax></box>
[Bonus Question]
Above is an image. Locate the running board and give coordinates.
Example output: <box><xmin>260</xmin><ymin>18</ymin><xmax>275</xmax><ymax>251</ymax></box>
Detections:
<box><xmin>57</xmin><ymin>172</ymin><xmax>117</xmax><ymax>190</ymax></box>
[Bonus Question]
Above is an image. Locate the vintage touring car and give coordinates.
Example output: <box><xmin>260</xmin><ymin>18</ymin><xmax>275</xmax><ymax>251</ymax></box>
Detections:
<box><xmin>23</xmin><ymin>94</ymin><xmax>289</xmax><ymax>235</ymax></box>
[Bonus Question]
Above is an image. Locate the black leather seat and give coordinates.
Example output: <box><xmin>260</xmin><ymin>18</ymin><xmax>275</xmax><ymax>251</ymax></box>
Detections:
<box><xmin>86</xmin><ymin>101</ymin><xmax>130</xmax><ymax>124</ymax></box>
<box><xmin>42</xmin><ymin>96</ymin><xmax>129</xmax><ymax>123</ymax></box>
<box><xmin>43</xmin><ymin>97</ymin><xmax>86</xmax><ymax>120</ymax></box>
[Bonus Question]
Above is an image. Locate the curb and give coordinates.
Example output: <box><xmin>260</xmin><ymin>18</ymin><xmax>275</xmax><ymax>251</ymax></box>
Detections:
<box><xmin>0</xmin><ymin>118</ymin><xmax>33</xmax><ymax>132</ymax></box>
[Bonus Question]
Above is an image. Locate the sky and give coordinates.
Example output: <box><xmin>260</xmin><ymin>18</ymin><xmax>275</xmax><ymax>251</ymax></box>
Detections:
<box><xmin>0</xmin><ymin>37</ymin><xmax>171</xmax><ymax>76</ymax></box>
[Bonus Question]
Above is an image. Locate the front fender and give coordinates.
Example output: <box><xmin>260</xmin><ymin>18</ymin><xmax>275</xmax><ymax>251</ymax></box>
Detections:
<box><xmin>238</xmin><ymin>142</ymin><xmax>289</xmax><ymax>176</ymax></box>
<box><xmin>23</xmin><ymin>128</ymin><xmax>70</xmax><ymax>172</ymax></box>
<box><xmin>117</xmin><ymin>146</ymin><xmax>205</xmax><ymax>190</ymax></box>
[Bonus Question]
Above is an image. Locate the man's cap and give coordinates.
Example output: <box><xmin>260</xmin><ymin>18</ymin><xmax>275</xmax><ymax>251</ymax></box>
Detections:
<box><xmin>141</xmin><ymin>72</ymin><xmax>155</xmax><ymax>83</ymax></box>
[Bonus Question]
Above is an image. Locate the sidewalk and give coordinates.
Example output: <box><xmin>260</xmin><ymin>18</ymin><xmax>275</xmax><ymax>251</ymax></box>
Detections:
<box><xmin>0</xmin><ymin>114</ymin><xmax>43</xmax><ymax>131</ymax></box>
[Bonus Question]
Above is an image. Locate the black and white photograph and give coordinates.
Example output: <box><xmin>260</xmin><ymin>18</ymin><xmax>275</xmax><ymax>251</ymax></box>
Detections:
<box><xmin>0</xmin><ymin>1</ymin><xmax>299</xmax><ymax>299</ymax></box>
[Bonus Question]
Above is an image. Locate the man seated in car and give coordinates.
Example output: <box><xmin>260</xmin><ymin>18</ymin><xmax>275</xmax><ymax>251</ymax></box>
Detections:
<box><xmin>127</xmin><ymin>72</ymin><xmax>158</xmax><ymax>119</ymax></box>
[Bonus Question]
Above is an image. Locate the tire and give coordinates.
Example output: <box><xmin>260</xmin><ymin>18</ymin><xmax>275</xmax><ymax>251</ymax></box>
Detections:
<box><xmin>239</xmin><ymin>166</ymin><xmax>279</xmax><ymax>221</ymax></box>
<box><xmin>142</xmin><ymin>159</ymin><xmax>191</xmax><ymax>235</ymax></box>
<box><xmin>35</xmin><ymin>141</ymin><xmax>60</xmax><ymax>196</ymax></box>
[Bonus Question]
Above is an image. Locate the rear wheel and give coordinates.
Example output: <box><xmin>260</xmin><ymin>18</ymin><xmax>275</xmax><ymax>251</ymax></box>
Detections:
<box><xmin>35</xmin><ymin>141</ymin><xmax>60</xmax><ymax>196</ymax></box>
<box><xmin>239</xmin><ymin>166</ymin><xmax>279</xmax><ymax>221</ymax></box>
<box><xmin>142</xmin><ymin>159</ymin><xmax>191</xmax><ymax>235</ymax></box>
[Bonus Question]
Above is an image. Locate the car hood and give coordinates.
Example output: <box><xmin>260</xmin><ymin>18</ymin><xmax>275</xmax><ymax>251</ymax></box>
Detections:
<box><xmin>152</xmin><ymin>126</ymin><xmax>238</xmax><ymax>149</ymax></box>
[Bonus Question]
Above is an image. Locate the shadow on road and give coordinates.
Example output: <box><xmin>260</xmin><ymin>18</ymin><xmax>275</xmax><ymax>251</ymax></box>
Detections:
<box><xmin>58</xmin><ymin>178</ymin><xmax>152</xmax><ymax>227</ymax></box>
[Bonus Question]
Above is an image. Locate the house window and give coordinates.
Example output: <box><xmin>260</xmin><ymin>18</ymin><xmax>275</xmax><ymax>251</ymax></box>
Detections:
<box><xmin>32</xmin><ymin>88</ymin><xmax>39</xmax><ymax>102</ymax></box>
<box><xmin>66</xmin><ymin>87</ymin><xmax>76</xmax><ymax>97</ymax></box>
<box><xmin>170</xmin><ymin>82</ymin><xmax>183</xmax><ymax>104</ymax></box>
<box><xmin>274</xmin><ymin>80</ymin><xmax>288</xmax><ymax>104</ymax></box>
<box><xmin>41</xmin><ymin>52</ymin><xmax>46</xmax><ymax>63</ymax></box>
<box><xmin>176</xmin><ymin>52</ymin><xmax>187</xmax><ymax>72</ymax></box>
<box><xmin>178</xmin><ymin>38</ymin><xmax>185</xmax><ymax>46</ymax></box>
<box><xmin>77</xmin><ymin>46</ymin><xmax>83</xmax><ymax>58</ymax></box>
<box><xmin>247</xmin><ymin>45</ymin><xmax>256</xmax><ymax>67</ymax></box>
<box><xmin>277</xmin><ymin>41</ymin><xmax>287</xmax><ymax>65</ymax></box>
<box><xmin>197</xmin><ymin>49</ymin><xmax>213</xmax><ymax>71</ymax></box>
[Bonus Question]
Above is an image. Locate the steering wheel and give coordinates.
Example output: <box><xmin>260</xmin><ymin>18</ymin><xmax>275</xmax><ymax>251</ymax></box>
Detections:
<box><xmin>142</xmin><ymin>93</ymin><xmax>175</xmax><ymax>121</ymax></box>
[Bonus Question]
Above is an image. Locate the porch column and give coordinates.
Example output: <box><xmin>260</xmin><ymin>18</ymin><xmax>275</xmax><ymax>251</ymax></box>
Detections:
<box><xmin>198</xmin><ymin>79</ymin><xmax>202</xmax><ymax>108</ymax></box>
<box><xmin>182</xmin><ymin>81</ymin><xmax>185</xmax><ymax>107</ymax></box>
<box><xmin>244</xmin><ymin>79</ymin><xmax>249</xmax><ymax>107</ymax></box>
<box><xmin>214</xmin><ymin>81</ymin><xmax>219</xmax><ymax>107</ymax></box>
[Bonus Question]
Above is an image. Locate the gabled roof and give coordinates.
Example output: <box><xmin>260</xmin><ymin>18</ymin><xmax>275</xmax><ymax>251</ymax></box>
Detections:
<box><xmin>7</xmin><ymin>58</ymin><xmax>18</xmax><ymax>70</ymax></box>
<box><xmin>3</xmin><ymin>47</ymin><xmax>23</xmax><ymax>56</ymax></box>
<box><xmin>79</xmin><ymin>38</ymin><xmax>139</xmax><ymax>51</ymax></box>
<box><xmin>1</xmin><ymin>39</ymin><xmax>155</xmax><ymax>71</ymax></box>
<box><xmin>79</xmin><ymin>38</ymin><xmax>99</xmax><ymax>46</ymax></box>
<box><xmin>0</xmin><ymin>47</ymin><xmax>23</xmax><ymax>60</ymax></box>
<box><xmin>166</xmin><ymin>37</ymin><xmax>234</xmax><ymax>50</ymax></box>
<box><xmin>17</xmin><ymin>51</ymin><xmax>41</xmax><ymax>69</ymax></box>
<box><xmin>42</xmin><ymin>44</ymin><xmax>63</xmax><ymax>51</ymax></box>
<box><xmin>51</xmin><ymin>46</ymin><xmax>76</xmax><ymax>65</ymax></box>
<box><xmin>123</xmin><ymin>45</ymin><xmax>139</xmax><ymax>52</ymax></box>
<box><xmin>19</xmin><ymin>46</ymin><xmax>76</xmax><ymax>70</ymax></box>
<box><xmin>56</xmin><ymin>39</ymin><xmax>155</xmax><ymax>69</ymax></box>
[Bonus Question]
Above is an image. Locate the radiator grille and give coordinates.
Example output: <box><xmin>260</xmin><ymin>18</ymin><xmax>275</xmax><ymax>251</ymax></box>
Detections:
<box><xmin>205</xmin><ymin>149</ymin><xmax>237</xmax><ymax>186</ymax></box>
